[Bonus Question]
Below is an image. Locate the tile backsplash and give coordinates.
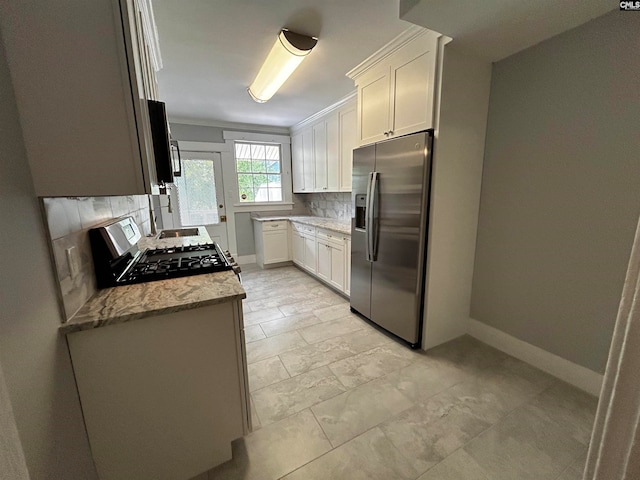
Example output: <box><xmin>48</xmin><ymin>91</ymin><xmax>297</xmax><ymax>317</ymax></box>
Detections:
<box><xmin>301</xmin><ymin>192</ymin><xmax>352</xmax><ymax>220</ymax></box>
<box><xmin>42</xmin><ymin>195</ymin><xmax>151</xmax><ymax>321</ymax></box>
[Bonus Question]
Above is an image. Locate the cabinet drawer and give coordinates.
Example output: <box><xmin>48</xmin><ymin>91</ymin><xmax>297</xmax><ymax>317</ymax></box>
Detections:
<box><xmin>263</xmin><ymin>221</ymin><xmax>288</xmax><ymax>231</ymax></box>
<box><xmin>291</xmin><ymin>222</ymin><xmax>316</xmax><ymax>235</ymax></box>
<box><xmin>317</xmin><ymin>228</ymin><xmax>346</xmax><ymax>247</ymax></box>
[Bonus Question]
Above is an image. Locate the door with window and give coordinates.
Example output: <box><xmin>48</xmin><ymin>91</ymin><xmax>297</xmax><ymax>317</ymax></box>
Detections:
<box><xmin>171</xmin><ymin>151</ymin><xmax>229</xmax><ymax>250</ymax></box>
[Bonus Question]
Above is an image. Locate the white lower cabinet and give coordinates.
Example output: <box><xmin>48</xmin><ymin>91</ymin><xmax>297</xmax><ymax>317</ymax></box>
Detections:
<box><xmin>291</xmin><ymin>222</ymin><xmax>350</xmax><ymax>296</ymax></box>
<box><xmin>263</xmin><ymin>231</ymin><xmax>289</xmax><ymax>263</ymax></box>
<box><xmin>303</xmin><ymin>234</ymin><xmax>317</xmax><ymax>274</ymax></box>
<box><xmin>67</xmin><ymin>301</ymin><xmax>249</xmax><ymax>480</ymax></box>
<box><xmin>254</xmin><ymin>220</ymin><xmax>291</xmax><ymax>268</ymax></box>
<box><xmin>316</xmin><ymin>238</ymin><xmax>332</xmax><ymax>282</ymax></box>
<box><xmin>317</xmin><ymin>231</ymin><xmax>345</xmax><ymax>291</ymax></box>
<box><xmin>292</xmin><ymin>230</ymin><xmax>304</xmax><ymax>266</ymax></box>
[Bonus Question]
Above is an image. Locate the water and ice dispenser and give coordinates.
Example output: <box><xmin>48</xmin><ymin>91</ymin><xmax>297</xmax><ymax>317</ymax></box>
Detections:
<box><xmin>355</xmin><ymin>194</ymin><xmax>367</xmax><ymax>230</ymax></box>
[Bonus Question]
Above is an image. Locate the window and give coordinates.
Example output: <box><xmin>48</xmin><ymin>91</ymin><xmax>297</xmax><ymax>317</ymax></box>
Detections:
<box><xmin>235</xmin><ymin>142</ymin><xmax>282</xmax><ymax>203</ymax></box>
<box><xmin>174</xmin><ymin>158</ymin><xmax>219</xmax><ymax>226</ymax></box>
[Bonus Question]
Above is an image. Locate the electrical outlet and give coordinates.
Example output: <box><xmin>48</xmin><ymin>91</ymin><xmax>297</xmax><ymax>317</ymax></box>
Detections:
<box><xmin>66</xmin><ymin>246</ymin><xmax>80</xmax><ymax>279</ymax></box>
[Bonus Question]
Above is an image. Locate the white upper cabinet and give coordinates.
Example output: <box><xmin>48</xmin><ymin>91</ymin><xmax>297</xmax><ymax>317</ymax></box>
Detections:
<box><xmin>302</xmin><ymin>129</ymin><xmax>315</xmax><ymax>193</ymax></box>
<box><xmin>313</xmin><ymin>122</ymin><xmax>327</xmax><ymax>191</ymax></box>
<box><xmin>347</xmin><ymin>27</ymin><xmax>440</xmax><ymax>146</ymax></box>
<box><xmin>0</xmin><ymin>0</ymin><xmax>162</xmax><ymax>197</ymax></box>
<box><xmin>291</xmin><ymin>133</ymin><xmax>305</xmax><ymax>192</ymax></box>
<box><xmin>357</xmin><ymin>66</ymin><xmax>391</xmax><ymax>145</ymax></box>
<box><xmin>339</xmin><ymin>106</ymin><xmax>357</xmax><ymax>192</ymax></box>
<box><xmin>291</xmin><ymin>95</ymin><xmax>357</xmax><ymax>193</ymax></box>
<box><xmin>389</xmin><ymin>42</ymin><xmax>437</xmax><ymax>138</ymax></box>
<box><xmin>325</xmin><ymin>114</ymin><xmax>340</xmax><ymax>191</ymax></box>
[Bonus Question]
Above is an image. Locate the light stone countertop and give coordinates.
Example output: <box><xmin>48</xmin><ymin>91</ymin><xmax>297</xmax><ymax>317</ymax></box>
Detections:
<box><xmin>60</xmin><ymin>227</ymin><xmax>245</xmax><ymax>335</ymax></box>
<box><xmin>252</xmin><ymin>215</ymin><xmax>351</xmax><ymax>236</ymax></box>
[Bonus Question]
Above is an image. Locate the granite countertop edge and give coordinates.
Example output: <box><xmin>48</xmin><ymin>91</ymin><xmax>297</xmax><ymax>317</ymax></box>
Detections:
<box><xmin>251</xmin><ymin>215</ymin><xmax>351</xmax><ymax>235</ymax></box>
<box><xmin>59</xmin><ymin>227</ymin><xmax>246</xmax><ymax>335</ymax></box>
<box><xmin>60</xmin><ymin>290</ymin><xmax>246</xmax><ymax>335</ymax></box>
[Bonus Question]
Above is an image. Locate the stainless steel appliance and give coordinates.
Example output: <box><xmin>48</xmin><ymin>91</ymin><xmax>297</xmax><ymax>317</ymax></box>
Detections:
<box><xmin>350</xmin><ymin>130</ymin><xmax>434</xmax><ymax>348</ymax></box>
<box><xmin>89</xmin><ymin>217</ymin><xmax>234</xmax><ymax>288</ymax></box>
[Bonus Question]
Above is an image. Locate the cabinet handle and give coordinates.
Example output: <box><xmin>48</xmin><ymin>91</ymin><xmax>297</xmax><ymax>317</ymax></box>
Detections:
<box><xmin>383</xmin><ymin>131</ymin><xmax>389</xmax><ymax>136</ymax></box>
<box><xmin>323</xmin><ymin>187</ymin><xmax>327</xmax><ymax>190</ymax></box>
<box><xmin>388</xmin><ymin>130</ymin><xmax>393</xmax><ymax>135</ymax></box>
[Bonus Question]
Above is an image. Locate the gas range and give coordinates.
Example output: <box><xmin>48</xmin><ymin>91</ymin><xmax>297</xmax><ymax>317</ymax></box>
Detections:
<box><xmin>89</xmin><ymin>217</ymin><xmax>235</xmax><ymax>289</ymax></box>
<box><xmin>119</xmin><ymin>243</ymin><xmax>233</xmax><ymax>285</ymax></box>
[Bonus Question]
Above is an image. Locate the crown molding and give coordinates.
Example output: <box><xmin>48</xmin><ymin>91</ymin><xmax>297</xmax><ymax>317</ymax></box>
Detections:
<box><xmin>346</xmin><ymin>25</ymin><xmax>440</xmax><ymax>80</ymax></box>
<box><xmin>289</xmin><ymin>91</ymin><xmax>357</xmax><ymax>133</ymax></box>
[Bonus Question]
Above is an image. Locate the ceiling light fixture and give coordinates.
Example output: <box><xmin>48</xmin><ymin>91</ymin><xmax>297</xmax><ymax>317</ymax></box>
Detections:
<box><xmin>248</xmin><ymin>29</ymin><xmax>318</xmax><ymax>103</ymax></box>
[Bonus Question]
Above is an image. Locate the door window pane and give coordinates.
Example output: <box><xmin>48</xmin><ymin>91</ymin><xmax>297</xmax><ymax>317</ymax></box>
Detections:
<box><xmin>175</xmin><ymin>159</ymin><xmax>219</xmax><ymax>225</ymax></box>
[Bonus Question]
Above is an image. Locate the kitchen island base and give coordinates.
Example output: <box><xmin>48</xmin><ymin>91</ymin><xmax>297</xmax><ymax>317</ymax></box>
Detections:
<box><xmin>67</xmin><ymin>300</ymin><xmax>250</xmax><ymax>480</ymax></box>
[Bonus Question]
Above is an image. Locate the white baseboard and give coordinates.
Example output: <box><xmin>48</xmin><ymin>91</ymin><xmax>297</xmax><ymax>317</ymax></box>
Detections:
<box><xmin>467</xmin><ymin>318</ymin><xmax>603</xmax><ymax>396</ymax></box>
<box><xmin>236</xmin><ymin>255</ymin><xmax>256</xmax><ymax>265</ymax></box>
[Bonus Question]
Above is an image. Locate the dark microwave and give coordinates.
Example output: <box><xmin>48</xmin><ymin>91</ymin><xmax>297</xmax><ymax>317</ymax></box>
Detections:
<box><xmin>147</xmin><ymin>99</ymin><xmax>181</xmax><ymax>184</ymax></box>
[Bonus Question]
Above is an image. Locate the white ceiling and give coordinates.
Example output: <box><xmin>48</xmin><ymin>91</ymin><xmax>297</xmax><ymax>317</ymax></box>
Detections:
<box><xmin>152</xmin><ymin>0</ymin><xmax>411</xmax><ymax>128</ymax></box>
<box><xmin>153</xmin><ymin>0</ymin><xmax>616</xmax><ymax>129</ymax></box>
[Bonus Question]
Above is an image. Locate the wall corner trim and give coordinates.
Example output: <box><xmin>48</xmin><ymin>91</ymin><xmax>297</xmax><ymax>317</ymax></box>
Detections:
<box><xmin>468</xmin><ymin>318</ymin><xmax>604</xmax><ymax>396</ymax></box>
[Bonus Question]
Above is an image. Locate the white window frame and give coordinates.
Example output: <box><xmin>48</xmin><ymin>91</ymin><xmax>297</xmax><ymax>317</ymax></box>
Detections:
<box><xmin>234</xmin><ymin>141</ymin><xmax>284</xmax><ymax>204</ymax></box>
<box><xmin>223</xmin><ymin>131</ymin><xmax>294</xmax><ymax>212</ymax></box>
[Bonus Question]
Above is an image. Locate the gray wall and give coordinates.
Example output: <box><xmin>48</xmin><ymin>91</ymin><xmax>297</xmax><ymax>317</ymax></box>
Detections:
<box><xmin>170</xmin><ymin>123</ymin><xmax>225</xmax><ymax>143</ymax></box>
<box><xmin>471</xmin><ymin>11</ymin><xmax>640</xmax><ymax>373</ymax></box>
<box><xmin>0</xmin><ymin>361</ymin><xmax>29</xmax><ymax>480</ymax></box>
<box><xmin>0</xmin><ymin>32</ymin><xmax>98</xmax><ymax>479</ymax></box>
<box><xmin>235</xmin><ymin>212</ymin><xmax>255</xmax><ymax>256</ymax></box>
<box><xmin>169</xmin><ymin>122</ymin><xmax>290</xmax><ymax>143</ymax></box>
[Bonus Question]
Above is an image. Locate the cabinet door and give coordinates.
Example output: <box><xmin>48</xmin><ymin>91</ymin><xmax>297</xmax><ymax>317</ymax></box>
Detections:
<box><xmin>339</xmin><ymin>107</ymin><xmax>357</xmax><ymax>192</ymax></box>
<box><xmin>303</xmin><ymin>235</ymin><xmax>317</xmax><ymax>274</ymax></box>
<box><xmin>0</xmin><ymin>0</ymin><xmax>154</xmax><ymax>196</ymax></box>
<box><xmin>292</xmin><ymin>231</ymin><xmax>304</xmax><ymax>266</ymax></box>
<box><xmin>357</xmin><ymin>66</ymin><xmax>390</xmax><ymax>146</ymax></box>
<box><xmin>325</xmin><ymin>113</ymin><xmax>340</xmax><ymax>192</ymax></box>
<box><xmin>329</xmin><ymin>243</ymin><xmax>345</xmax><ymax>290</ymax></box>
<box><xmin>263</xmin><ymin>231</ymin><xmax>289</xmax><ymax>264</ymax></box>
<box><xmin>316</xmin><ymin>240</ymin><xmax>331</xmax><ymax>282</ymax></box>
<box><xmin>302</xmin><ymin>129</ymin><xmax>315</xmax><ymax>193</ymax></box>
<box><xmin>313</xmin><ymin>122</ymin><xmax>327</xmax><ymax>191</ymax></box>
<box><xmin>344</xmin><ymin>238</ymin><xmax>351</xmax><ymax>296</ymax></box>
<box><xmin>389</xmin><ymin>44</ymin><xmax>437</xmax><ymax>138</ymax></box>
<box><xmin>291</xmin><ymin>133</ymin><xmax>305</xmax><ymax>193</ymax></box>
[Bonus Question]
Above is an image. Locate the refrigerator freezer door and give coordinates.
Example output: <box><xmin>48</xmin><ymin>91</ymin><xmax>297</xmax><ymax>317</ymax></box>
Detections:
<box><xmin>350</xmin><ymin>144</ymin><xmax>375</xmax><ymax>318</ymax></box>
<box><xmin>370</xmin><ymin>132</ymin><xmax>432</xmax><ymax>345</ymax></box>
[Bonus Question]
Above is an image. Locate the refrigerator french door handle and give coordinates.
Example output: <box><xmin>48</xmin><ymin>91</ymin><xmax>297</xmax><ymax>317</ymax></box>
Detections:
<box><xmin>365</xmin><ymin>172</ymin><xmax>374</xmax><ymax>262</ymax></box>
<box><xmin>370</xmin><ymin>172</ymin><xmax>379</xmax><ymax>261</ymax></box>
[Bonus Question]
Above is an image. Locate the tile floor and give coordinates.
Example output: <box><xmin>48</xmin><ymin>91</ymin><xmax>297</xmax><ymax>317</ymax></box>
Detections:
<box><xmin>206</xmin><ymin>265</ymin><xmax>598</xmax><ymax>480</ymax></box>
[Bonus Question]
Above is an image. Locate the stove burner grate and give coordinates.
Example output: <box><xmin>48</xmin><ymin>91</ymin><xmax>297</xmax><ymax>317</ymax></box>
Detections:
<box><xmin>117</xmin><ymin>243</ymin><xmax>232</xmax><ymax>285</ymax></box>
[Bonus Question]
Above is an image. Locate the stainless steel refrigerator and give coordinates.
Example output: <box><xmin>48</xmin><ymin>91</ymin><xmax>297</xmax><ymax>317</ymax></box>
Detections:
<box><xmin>350</xmin><ymin>130</ymin><xmax>434</xmax><ymax>348</ymax></box>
